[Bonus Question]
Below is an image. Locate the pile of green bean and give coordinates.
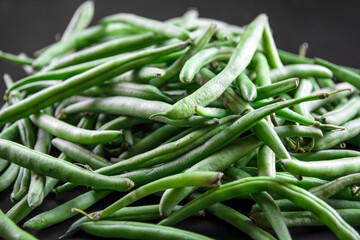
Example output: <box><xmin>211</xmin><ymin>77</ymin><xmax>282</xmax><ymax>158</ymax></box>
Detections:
<box><xmin>1</xmin><ymin>1</ymin><xmax>360</xmax><ymax>240</ymax></box>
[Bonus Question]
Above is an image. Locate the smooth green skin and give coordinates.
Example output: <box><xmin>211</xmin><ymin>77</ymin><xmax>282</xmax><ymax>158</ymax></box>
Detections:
<box><xmin>179</xmin><ymin>47</ymin><xmax>234</xmax><ymax>84</ymax></box>
<box><xmin>199</xmin><ymin>66</ymin><xmax>290</xmax><ymax>161</ymax></box>
<box><xmin>256</xmin><ymin>78</ymin><xmax>299</xmax><ymax>100</ymax></box>
<box><xmin>321</xmin><ymin>96</ymin><xmax>360</xmax><ymax>125</ymax></box>
<box><xmin>62</xmin><ymin>96</ymin><xmax>217</xmax><ymax>127</ymax></box>
<box><xmin>93</xmin><ymin>171</ymin><xmax>223</xmax><ymax>219</ymax></box>
<box><xmin>27</xmin><ymin>171</ymin><xmax>45</xmax><ymax>209</ymax></box>
<box><xmin>61</xmin><ymin>0</ymin><xmax>94</xmax><ymax>41</ymax></box>
<box><xmin>253</xmin><ymin>51</ymin><xmax>271</xmax><ymax>86</ymax></box>
<box><xmin>30</xmin><ymin>113</ymin><xmax>121</xmax><ymax>144</ymax></box>
<box><xmin>103</xmin><ymin>13</ymin><xmax>190</xmax><ymax>40</ymax></box>
<box><xmin>290</xmin><ymin>150</ymin><xmax>360</xmax><ymax>161</ymax></box>
<box><xmin>314</xmin><ymin>117</ymin><xmax>360</xmax><ymax>151</ymax></box>
<box><xmin>155</xmin><ymin>14</ymin><xmax>267</xmax><ymax>119</ymax></box>
<box><xmin>0</xmin><ymin>139</ymin><xmax>134</xmax><ymax>191</ymax></box>
<box><xmin>315</xmin><ymin>58</ymin><xmax>360</xmax><ymax>90</ymax></box>
<box><xmin>99</xmin><ymin>116</ymin><xmax>151</xmax><ymax>131</ymax></box>
<box><xmin>158</xmin><ymin>177</ymin><xmax>360</xmax><ymax>240</ymax></box>
<box><xmin>251</xmin><ymin>209</ymin><xmax>360</xmax><ymax>228</ymax></box>
<box><xmin>0</xmin><ymin>41</ymin><xmax>189</xmax><ymax>123</ymax></box>
<box><xmin>270</xmin><ymin>64</ymin><xmax>333</xmax><ymax>83</ymax></box>
<box><xmin>178</xmin><ymin>8</ymin><xmax>199</xmax><ymax>30</ymax></box>
<box><xmin>81</xmin><ymin>82</ymin><xmax>173</xmax><ymax>103</ymax></box>
<box><xmin>0</xmin><ymin>50</ymin><xmax>33</xmax><ymax>66</ymax></box>
<box><xmin>34</xmin><ymin>24</ymin><xmax>136</xmax><ymax>68</ymax></box>
<box><xmin>278</xmin><ymin>49</ymin><xmax>313</xmax><ymax>65</ymax></box>
<box><xmin>235</xmin><ymin>73</ymin><xmax>257</xmax><ymax>102</ymax></box>
<box><xmin>224</xmin><ymin>166</ymin><xmax>290</xmax><ymax>240</ymax></box>
<box><xmin>188</xmin><ymin>192</ymin><xmax>276</xmax><ymax>240</ymax></box>
<box><xmin>48</xmin><ymin>33</ymin><xmax>157</xmax><ymax>70</ymax></box>
<box><xmin>150</xmin><ymin>24</ymin><xmax>217</xmax><ymax>86</ymax></box>
<box><xmin>63</xmin><ymin>205</ymin><xmax>202</xmax><ymax>238</ymax></box>
<box><xmin>0</xmin><ymin>163</ymin><xmax>20</xmax><ymax>192</ymax></box>
<box><xmin>195</xmin><ymin>106</ymin><xmax>232</xmax><ymax>118</ymax></box>
<box><xmin>293</xmin><ymin>78</ymin><xmax>313</xmax><ymax>119</ymax></box>
<box><xmin>0</xmin><ymin>209</ymin><xmax>37</xmax><ymax>240</ymax></box>
<box><xmin>279</xmin><ymin>157</ymin><xmax>360</xmax><ymax>179</ymax></box>
<box><xmin>10</xmin><ymin>167</ymin><xmax>24</xmax><ymax>202</ymax></box>
<box><xmin>318</xmin><ymin>77</ymin><xmax>336</xmax><ymax>88</ymax></box>
<box><xmin>137</xmin><ymin>66</ymin><xmax>166</xmax><ymax>80</ymax></box>
<box><xmin>162</xmin><ymin>127</ymin><xmax>197</xmax><ymax>145</ymax></box>
<box><xmin>0</xmin><ymin>158</ymin><xmax>9</xmax><ymax>173</ymax></box>
<box><xmin>273</xmin><ymin>125</ymin><xmax>323</xmax><ymax>138</ymax></box>
<box><xmin>18</xmin><ymin>80</ymin><xmax>58</xmax><ymax>95</ymax></box>
<box><xmin>121</xmin><ymin>124</ymin><xmax>182</xmax><ymax>159</ymax></box>
<box><xmin>79</xmin><ymin>221</ymin><xmax>213</xmax><ymax>240</ymax></box>
<box><xmin>309</xmin><ymin>173</ymin><xmax>360</xmax><ymax>199</ymax></box>
<box><xmin>159</xmin><ymin>135</ymin><xmax>262</xmax><ymax>217</ymax></box>
<box><xmin>257</xmin><ymin>145</ymin><xmax>275</xmax><ymax>177</ymax></box>
<box><xmin>262</xmin><ymin>22</ymin><xmax>283</xmax><ymax>68</ymax></box>
<box><xmin>24</xmin><ymin>189</ymin><xmax>111</xmax><ymax>230</ymax></box>
<box><xmin>51</xmin><ymin>138</ymin><xmax>110</xmax><ymax>169</ymax></box>
<box><xmin>11</xmin><ymin>168</ymin><xmax>31</xmax><ymax>203</ymax></box>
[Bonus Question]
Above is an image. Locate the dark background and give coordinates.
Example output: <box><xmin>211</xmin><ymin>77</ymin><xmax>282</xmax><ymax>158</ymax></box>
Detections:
<box><xmin>0</xmin><ymin>0</ymin><xmax>359</xmax><ymax>239</ymax></box>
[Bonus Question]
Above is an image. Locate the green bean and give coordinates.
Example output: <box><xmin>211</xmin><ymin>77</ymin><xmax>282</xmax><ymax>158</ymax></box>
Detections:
<box><xmin>309</xmin><ymin>173</ymin><xmax>360</xmax><ymax>199</ymax></box>
<box><xmin>52</xmin><ymin>138</ymin><xmax>110</xmax><ymax>169</ymax></box>
<box><xmin>0</xmin><ymin>41</ymin><xmax>190</xmax><ymax>123</ymax></box>
<box><xmin>81</xmin><ymin>82</ymin><xmax>173</xmax><ymax>103</ymax></box>
<box><xmin>99</xmin><ymin>116</ymin><xmax>150</xmax><ymax>131</ymax></box>
<box><xmin>256</xmin><ymin>78</ymin><xmax>299</xmax><ymax>100</ymax></box>
<box><xmin>278</xmin><ymin>49</ymin><xmax>313</xmax><ymax>64</ymax></box>
<box><xmin>251</xmin><ymin>209</ymin><xmax>360</xmax><ymax>228</ymax></box>
<box><xmin>152</xmin><ymin>14</ymin><xmax>267</xmax><ymax>119</ymax></box>
<box><xmin>103</xmin><ymin>13</ymin><xmax>190</xmax><ymax>40</ymax></box>
<box><xmin>149</xmin><ymin>24</ymin><xmax>216</xmax><ymax>86</ymax></box>
<box><xmin>313</xmin><ymin>117</ymin><xmax>360</xmax><ymax>151</ymax></box>
<box><xmin>188</xmin><ymin>192</ymin><xmax>276</xmax><ymax>240</ymax></box>
<box><xmin>0</xmin><ymin>158</ymin><xmax>9</xmax><ymax>173</ymax></box>
<box><xmin>293</xmin><ymin>78</ymin><xmax>313</xmax><ymax>118</ymax></box>
<box><xmin>262</xmin><ymin>22</ymin><xmax>283</xmax><ymax>68</ymax></box>
<box><xmin>23</xmin><ymin>189</ymin><xmax>111</xmax><ymax>230</ymax></box>
<box><xmin>274</xmin><ymin>125</ymin><xmax>323</xmax><ymax>138</ymax></box>
<box><xmin>180</xmin><ymin>47</ymin><xmax>233</xmax><ymax>84</ymax></box>
<box><xmin>27</xmin><ymin>170</ymin><xmax>46</xmax><ymax>209</ymax></box>
<box><xmin>279</xmin><ymin>157</ymin><xmax>360</xmax><ymax>179</ymax></box>
<box><xmin>0</xmin><ymin>50</ymin><xmax>33</xmax><ymax>66</ymax></box>
<box><xmin>0</xmin><ymin>163</ymin><xmax>20</xmax><ymax>192</ymax></box>
<box><xmin>250</xmin><ymin>98</ymin><xmax>285</xmax><ymax>108</ymax></box>
<box><xmin>257</xmin><ymin>145</ymin><xmax>276</xmax><ymax>177</ymax></box>
<box><xmin>88</xmin><ymin>171</ymin><xmax>222</xmax><ymax>220</ymax></box>
<box><xmin>315</xmin><ymin>58</ymin><xmax>360</xmax><ymax>90</ymax></box>
<box><xmin>195</xmin><ymin>106</ymin><xmax>232</xmax><ymax>118</ymax></box>
<box><xmin>30</xmin><ymin>112</ymin><xmax>121</xmax><ymax>144</ymax></box>
<box><xmin>62</xmin><ymin>96</ymin><xmax>217</xmax><ymax>127</ymax></box>
<box><xmin>47</xmin><ymin>33</ymin><xmax>157</xmax><ymax>70</ymax></box>
<box><xmin>158</xmin><ymin>177</ymin><xmax>360</xmax><ymax>240</ymax></box>
<box><xmin>18</xmin><ymin>80</ymin><xmax>58</xmax><ymax>95</ymax></box>
<box><xmin>290</xmin><ymin>150</ymin><xmax>360</xmax><ymax>161</ymax></box>
<box><xmin>235</xmin><ymin>73</ymin><xmax>257</xmax><ymax>102</ymax></box>
<box><xmin>137</xmin><ymin>66</ymin><xmax>166</xmax><ymax>80</ymax></box>
<box><xmin>11</xmin><ymin>168</ymin><xmax>31</xmax><ymax>203</ymax></box>
<box><xmin>270</xmin><ymin>64</ymin><xmax>332</xmax><ymax>83</ymax></box>
<box><xmin>320</xmin><ymin>96</ymin><xmax>360</xmax><ymax>125</ymax></box>
<box><xmin>34</xmin><ymin>24</ymin><xmax>137</xmax><ymax>68</ymax></box>
<box><xmin>0</xmin><ymin>209</ymin><xmax>37</xmax><ymax>240</ymax></box>
<box><xmin>0</xmin><ymin>139</ymin><xmax>134</xmax><ymax>191</ymax></box>
<box><xmin>78</xmin><ymin>221</ymin><xmax>213</xmax><ymax>240</ymax></box>
<box><xmin>120</xmin><ymin>124</ymin><xmax>182</xmax><ymax>159</ymax></box>
<box><xmin>253</xmin><ymin>51</ymin><xmax>271</xmax><ymax>86</ymax></box>
<box><xmin>162</xmin><ymin>126</ymin><xmax>197</xmax><ymax>144</ymax></box>
<box><xmin>10</xmin><ymin>167</ymin><xmax>24</xmax><ymax>202</ymax></box>
<box><xmin>159</xmin><ymin>135</ymin><xmax>262</xmax><ymax>217</ymax></box>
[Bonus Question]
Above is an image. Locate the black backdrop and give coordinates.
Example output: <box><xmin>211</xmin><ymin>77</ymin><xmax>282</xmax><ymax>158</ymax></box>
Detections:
<box><xmin>0</xmin><ymin>0</ymin><xmax>359</xmax><ymax>239</ymax></box>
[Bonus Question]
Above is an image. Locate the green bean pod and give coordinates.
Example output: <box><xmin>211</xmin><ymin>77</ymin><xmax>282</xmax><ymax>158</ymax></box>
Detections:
<box><xmin>315</xmin><ymin>58</ymin><xmax>360</xmax><ymax>90</ymax></box>
<box><xmin>253</xmin><ymin>51</ymin><xmax>271</xmax><ymax>86</ymax></box>
<box><xmin>78</xmin><ymin>221</ymin><xmax>213</xmax><ymax>240</ymax></box>
<box><xmin>293</xmin><ymin>78</ymin><xmax>313</xmax><ymax>118</ymax></box>
<box><xmin>195</xmin><ymin>106</ymin><xmax>232</xmax><ymax>118</ymax></box>
<box><xmin>262</xmin><ymin>21</ymin><xmax>283</xmax><ymax>68</ymax></box>
<box><xmin>0</xmin><ymin>209</ymin><xmax>37</xmax><ymax>240</ymax></box>
<box><xmin>61</xmin><ymin>0</ymin><xmax>94</xmax><ymax>41</ymax></box>
<box><xmin>158</xmin><ymin>177</ymin><xmax>360</xmax><ymax>240</ymax></box>
<box><xmin>102</xmin><ymin>13</ymin><xmax>190</xmax><ymax>40</ymax></box>
<box><xmin>0</xmin><ymin>50</ymin><xmax>33</xmax><ymax>66</ymax></box>
<box><xmin>270</xmin><ymin>64</ymin><xmax>333</xmax><ymax>83</ymax></box>
<box><xmin>30</xmin><ymin>112</ymin><xmax>121</xmax><ymax>144</ymax></box>
<box><xmin>180</xmin><ymin>47</ymin><xmax>233</xmax><ymax>84</ymax></box>
<box><xmin>51</xmin><ymin>138</ymin><xmax>110</xmax><ymax>169</ymax></box>
<box><xmin>290</xmin><ymin>150</ymin><xmax>360</xmax><ymax>161</ymax></box>
<box><xmin>278</xmin><ymin>49</ymin><xmax>313</xmax><ymax>65</ymax></box>
<box><xmin>0</xmin><ymin>163</ymin><xmax>20</xmax><ymax>192</ymax></box>
<box><xmin>279</xmin><ymin>157</ymin><xmax>360</xmax><ymax>179</ymax></box>
<box><xmin>256</xmin><ymin>78</ymin><xmax>299</xmax><ymax>100</ymax></box>
<box><xmin>320</xmin><ymin>96</ymin><xmax>360</xmax><ymax>125</ymax></box>
<box><xmin>0</xmin><ymin>139</ymin><xmax>134</xmax><ymax>191</ymax></box>
<box><xmin>152</xmin><ymin>14</ymin><xmax>267</xmax><ymax>119</ymax></box>
<box><xmin>235</xmin><ymin>73</ymin><xmax>257</xmax><ymax>102</ymax></box>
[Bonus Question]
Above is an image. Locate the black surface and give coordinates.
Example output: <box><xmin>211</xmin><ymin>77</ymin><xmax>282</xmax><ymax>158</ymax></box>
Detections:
<box><xmin>0</xmin><ymin>0</ymin><xmax>360</xmax><ymax>239</ymax></box>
